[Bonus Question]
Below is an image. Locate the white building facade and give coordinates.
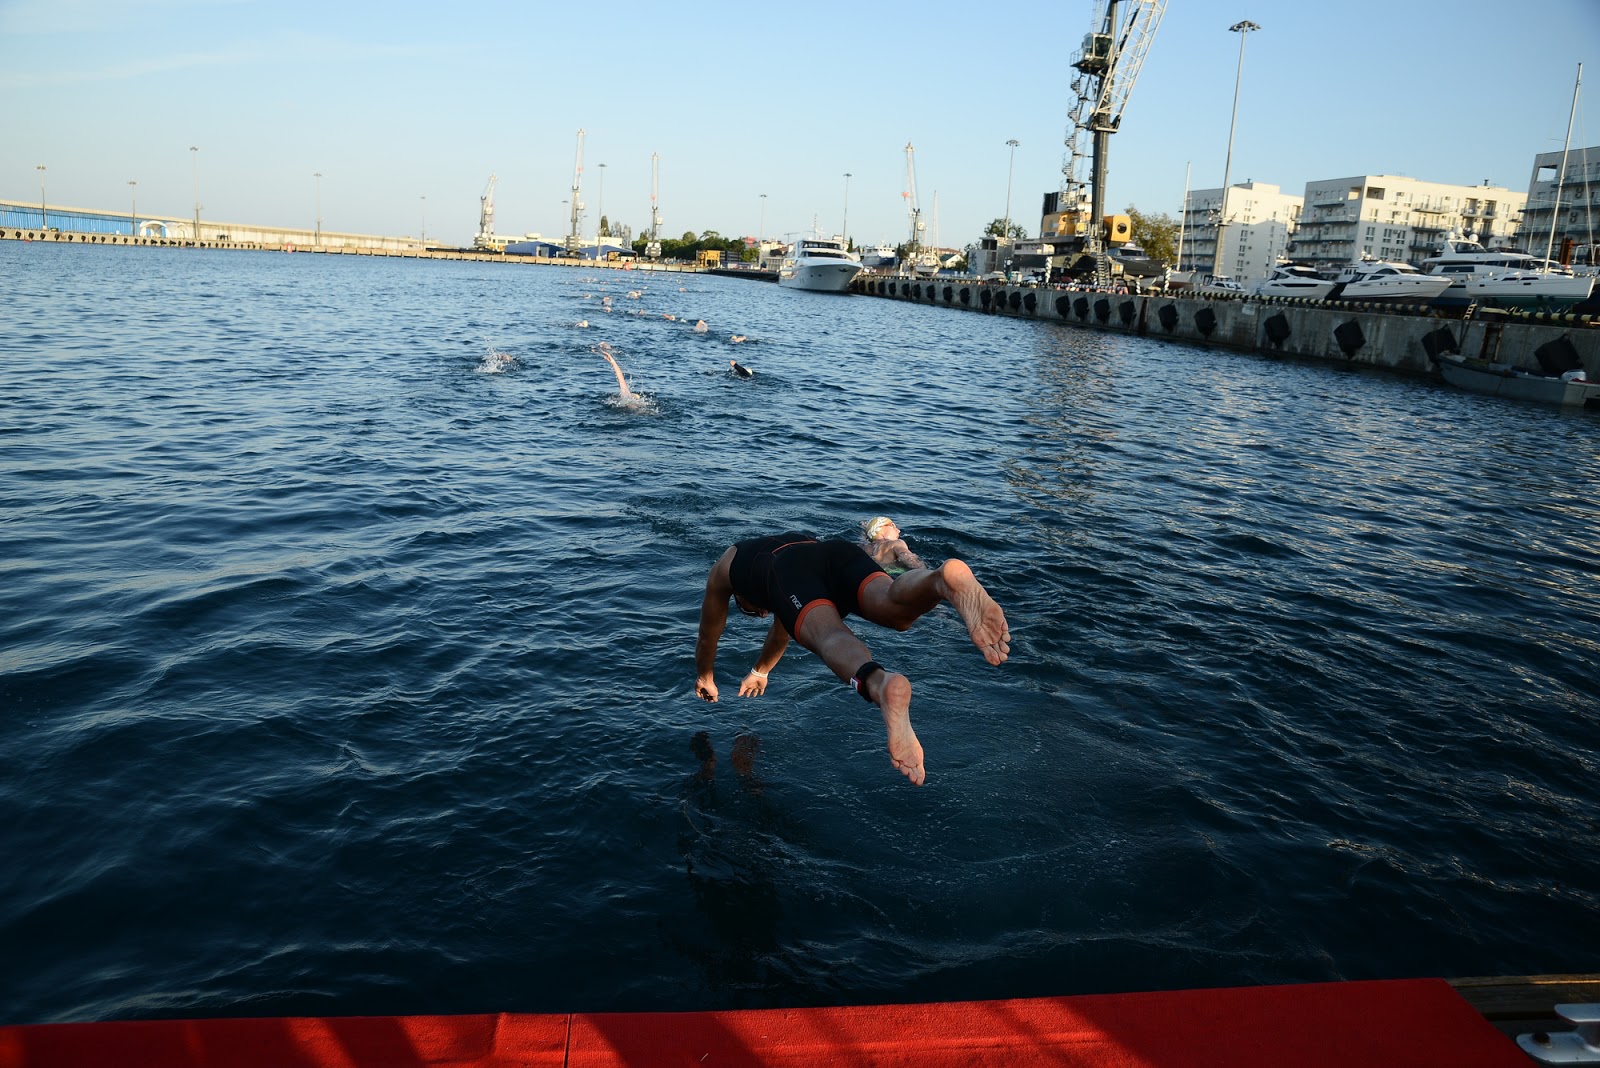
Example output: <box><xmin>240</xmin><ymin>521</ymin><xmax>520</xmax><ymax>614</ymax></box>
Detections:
<box><xmin>1519</xmin><ymin>144</ymin><xmax>1600</xmax><ymax>269</ymax></box>
<box><xmin>1180</xmin><ymin>181</ymin><xmax>1303</xmax><ymax>284</ymax></box>
<box><xmin>1290</xmin><ymin>175</ymin><xmax>1525</xmax><ymax>273</ymax></box>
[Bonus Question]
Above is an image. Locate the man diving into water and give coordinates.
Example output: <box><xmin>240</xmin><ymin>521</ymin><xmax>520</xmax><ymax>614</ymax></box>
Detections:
<box><xmin>694</xmin><ymin>532</ymin><xmax>1010</xmax><ymax>785</ymax></box>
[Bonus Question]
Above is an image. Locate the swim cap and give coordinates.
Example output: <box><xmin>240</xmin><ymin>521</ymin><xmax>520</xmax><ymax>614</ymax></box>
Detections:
<box><xmin>865</xmin><ymin>516</ymin><xmax>895</xmax><ymax>540</ymax></box>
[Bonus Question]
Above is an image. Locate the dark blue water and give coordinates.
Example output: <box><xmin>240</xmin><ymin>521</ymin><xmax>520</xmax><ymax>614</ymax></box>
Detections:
<box><xmin>2</xmin><ymin>242</ymin><xmax>1597</xmax><ymax>1026</ymax></box>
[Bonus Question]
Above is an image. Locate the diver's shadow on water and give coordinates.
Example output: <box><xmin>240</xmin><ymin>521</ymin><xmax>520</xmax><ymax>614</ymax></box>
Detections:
<box><xmin>674</xmin><ymin>731</ymin><xmax>786</xmax><ymax>992</ymax></box>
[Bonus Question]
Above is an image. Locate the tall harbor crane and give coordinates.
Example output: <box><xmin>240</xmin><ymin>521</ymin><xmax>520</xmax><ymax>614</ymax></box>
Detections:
<box><xmin>901</xmin><ymin>142</ymin><xmax>928</xmax><ymax>276</ymax></box>
<box><xmin>566</xmin><ymin>129</ymin><xmax>585</xmax><ymax>255</ymax></box>
<box><xmin>1058</xmin><ymin>0</ymin><xmax>1166</xmax><ymax>277</ymax></box>
<box><xmin>473</xmin><ymin>174</ymin><xmax>498</xmax><ymax>250</ymax></box>
<box><xmin>646</xmin><ymin>152</ymin><xmax>662</xmax><ymax>259</ymax></box>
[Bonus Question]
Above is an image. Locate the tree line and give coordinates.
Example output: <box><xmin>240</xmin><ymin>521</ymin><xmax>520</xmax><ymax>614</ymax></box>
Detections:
<box><xmin>605</xmin><ymin>206</ymin><xmax>1182</xmax><ymax>266</ymax></box>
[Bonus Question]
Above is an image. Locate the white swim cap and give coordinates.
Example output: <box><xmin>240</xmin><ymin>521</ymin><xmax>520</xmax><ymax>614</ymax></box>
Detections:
<box><xmin>865</xmin><ymin>516</ymin><xmax>895</xmax><ymax>540</ymax></box>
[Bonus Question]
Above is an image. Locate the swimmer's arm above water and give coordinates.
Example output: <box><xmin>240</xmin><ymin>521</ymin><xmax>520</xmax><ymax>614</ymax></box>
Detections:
<box><xmin>739</xmin><ymin>621</ymin><xmax>791</xmax><ymax>696</ymax></box>
<box><xmin>891</xmin><ymin>540</ymin><xmax>926</xmax><ymax>571</ymax></box>
<box><xmin>694</xmin><ymin>547</ymin><xmax>736</xmax><ymax>702</ymax></box>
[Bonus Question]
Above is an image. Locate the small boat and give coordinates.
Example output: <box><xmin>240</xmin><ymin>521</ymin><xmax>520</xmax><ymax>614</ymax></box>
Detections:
<box><xmin>1196</xmin><ymin>273</ymin><xmax>1246</xmax><ymax>297</ymax></box>
<box><xmin>1434</xmin><ymin>353</ymin><xmax>1600</xmax><ymax>408</ymax></box>
<box><xmin>1251</xmin><ymin>262</ymin><xmax>1336</xmax><ymax>300</ymax></box>
<box><xmin>777</xmin><ymin>236</ymin><xmax>863</xmax><ymax>293</ymax></box>
<box><xmin>1330</xmin><ymin>259</ymin><xmax>1454</xmax><ymax>303</ymax></box>
<box><xmin>1108</xmin><ymin>243</ymin><xmax>1166</xmax><ymax>281</ymax></box>
<box><xmin>1422</xmin><ymin>239</ymin><xmax>1596</xmax><ymax>309</ymax></box>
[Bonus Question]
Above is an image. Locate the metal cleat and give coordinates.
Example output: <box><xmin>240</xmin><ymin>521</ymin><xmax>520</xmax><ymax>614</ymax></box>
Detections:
<box><xmin>1519</xmin><ymin>1004</ymin><xmax>1600</xmax><ymax>1064</ymax></box>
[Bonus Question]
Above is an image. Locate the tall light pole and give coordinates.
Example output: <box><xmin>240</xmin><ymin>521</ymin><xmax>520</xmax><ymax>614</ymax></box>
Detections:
<box><xmin>759</xmin><ymin>193</ymin><xmax>767</xmax><ymax>243</ymax></box>
<box><xmin>842</xmin><ymin>172</ymin><xmax>852</xmax><ymax>246</ymax></box>
<box><xmin>1215</xmin><ymin>20</ymin><xmax>1259</xmax><ymax>275</ymax></box>
<box><xmin>189</xmin><ymin>146</ymin><xmax>200</xmax><ymax>242</ymax></box>
<box><xmin>420</xmin><ymin>196</ymin><xmax>426</xmax><ymax>244</ymax></box>
<box><xmin>595</xmin><ymin>162</ymin><xmax>606</xmax><ymax>250</ymax></box>
<box><xmin>36</xmin><ymin>165</ymin><xmax>46</xmax><ymax>229</ymax></box>
<box><xmin>128</xmin><ymin>180</ymin><xmax>137</xmax><ymax>237</ymax></box>
<box><xmin>1003</xmin><ymin>138</ymin><xmax>1019</xmax><ymax>240</ymax></box>
<box><xmin>313</xmin><ymin>172</ymin><xmax>322</xmax><ymax>245</ymax></box>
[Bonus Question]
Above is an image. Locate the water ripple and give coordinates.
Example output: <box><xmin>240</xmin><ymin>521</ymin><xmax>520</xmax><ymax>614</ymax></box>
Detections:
<box><xmin>1</xmin><ymin>244</ymin><xmax>1596</xmax><ymax>1024</ymax></box>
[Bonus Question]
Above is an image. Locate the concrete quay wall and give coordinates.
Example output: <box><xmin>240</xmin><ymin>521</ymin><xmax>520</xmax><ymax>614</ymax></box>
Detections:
<box><xmin>0</xmin><ymin>226</ymin><xmax>701</xmax><ymax>272</ymax></box>
<box><xmin>854</xmin><ymin>275</ymin><xmax>1600</xmax><ymax>381</ymax></box>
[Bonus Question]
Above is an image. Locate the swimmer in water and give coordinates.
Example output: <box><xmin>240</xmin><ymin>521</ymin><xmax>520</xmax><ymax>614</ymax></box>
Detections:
<box><xmin>862</xmin><ymin>516</ymin><xmax>925</xmax><ymax>573</ymax></box>
<box><xmin>694</xmin><ymin>532</ymin><xmax>1009</xmax><ymax>786</ymax></box>
<box><xmin>729</xmin><ymin>360</ymin><xmax>754</xmax><ymax>379</ymax></box>
<box><xmin>594</xmin><ymin>342</ymin><xmax>637</xmax><ymax>401</ymax></box>
<box><xmin>694</xmin><ymin>320</ymin><xmax>709</xmax><ymax>333</ymax></box>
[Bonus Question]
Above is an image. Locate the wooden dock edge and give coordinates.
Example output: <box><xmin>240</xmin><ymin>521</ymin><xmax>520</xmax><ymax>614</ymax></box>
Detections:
<box><xmin>1450</xmin><ymin>973</ymin><xmax>1600</xmax><ymax>1038</ymax></box>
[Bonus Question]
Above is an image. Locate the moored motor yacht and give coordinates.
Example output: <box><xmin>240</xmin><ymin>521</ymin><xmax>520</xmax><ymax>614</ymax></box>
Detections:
<box><xmin>860</xmin><ymin>244</ymin><xmax>898</xmax><ymax>269</ymax></box>
<box><xmin>1196</xmin><ymin>273</ymin><xmax>1246</xmax><ymax>296</ymax></box>
<box><xmin>1422</xmin><ymin>239</ymin><xmax>1594</xmax><ymax>308</ymax></box>
<box><xmin>777</xmin><ymin>236</ymin><xmax>863</xmax><ymax>293</ymax></box>
<box><xmin>1329</xmin><ymin>259</ymin><xmax>1454</xmax><ymax>302</ymax></box>
<box><xmin>1465</xmin><ymin>268</ymin><xmax>1595</xmax><ymax>308</ymax></box>
<box><xmin>1250</xmin><ymin>263</ymin><xmax>1336</xmax><ymax>300</ymax></box>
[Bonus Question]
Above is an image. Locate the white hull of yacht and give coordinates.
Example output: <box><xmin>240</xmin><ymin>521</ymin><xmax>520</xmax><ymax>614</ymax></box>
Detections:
<box><xmin>1466</xmin><ymin>272</ymin><xmax>1595</xmax><ymax>308</ymax></box>
<box><xmin>1254</xmin><ymin>279</ymin><xmax>1337</xmax><ymax>300</ymax></box>
<box><xmin>778</xmin><ymin>260</ymin><xmax>863</xmax><ymax>293</ymax></box>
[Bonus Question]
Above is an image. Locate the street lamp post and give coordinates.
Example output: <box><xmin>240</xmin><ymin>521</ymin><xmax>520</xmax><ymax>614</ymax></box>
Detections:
<box><xmin>420</xmin><ymin>196</ymin><xmax>426</xmax><ymax>245</ymax></box>
<box><xmin>842</xmin><ymin>172</ymin><xmax>852</xmax><ymax>247</ymax></box>
<box><xmin>36</xmin><ymin>165</ymin><xmax>46</xmax><ymax>229</ymax></box>
<box><xmin>1215</xmin><ymin>20</ymin><xmax>1260</xmax><ymax>276</ymax></box>
<box><xmin>759</xmin><ymin>194</ymin><xmax>767</xmax><ymax>243</ymax></box>
<box><xmin>189</xmin><ymin>146</ymin><xmax>200</xmax><ymax>243</ymax></box>
<box><xmin>129</xmin><ymin>180</ymin><xmax>137</xmax><ymax>237</ymax></box>
<box><xmin>596</xmin><ymin>162</ymin><xmax>606</xmax><ymax>253</ymax></box>
<box><xmin>314</xmin><ymin>172</ymin><xmax>323</xmax><ymax>245</ymax></box>
<box><xmin>1003</xmin><ymin>139</ymin><xmax>1019</xmax><ymax>240</ymax></box>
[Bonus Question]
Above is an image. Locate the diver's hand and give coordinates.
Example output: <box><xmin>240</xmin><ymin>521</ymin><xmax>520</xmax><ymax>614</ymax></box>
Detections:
<box><xmin>696</xmin><ymin>675</ymin><xmax>719</xmax><ymax>702</ymax></box>
<box><xmin>738</xmin><ymin>670</ymin><xmax>769</xmax><ymax>697</ymax></box>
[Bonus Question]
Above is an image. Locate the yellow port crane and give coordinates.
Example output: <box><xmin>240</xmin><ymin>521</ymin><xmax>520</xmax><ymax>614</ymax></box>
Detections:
<box><xmin>1057</xmin><ymin>0</ymin><xmax>1166</xmax><ymax>279</ymax></box>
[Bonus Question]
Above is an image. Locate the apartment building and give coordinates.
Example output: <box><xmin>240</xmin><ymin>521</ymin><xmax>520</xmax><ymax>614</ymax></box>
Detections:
<box><xmin>1289</xmin><ymin>175</ymin><xmax>1525</xmax><ymax>273</ymax></box>
<box><xmin>1180</xmin><ymin>181</ymin><xmax>1303</xmax><ymax>284</ymax></box>
<box><xmin>1518</xmin><ymin>144</ymin><xmax>1600</xmax><ymax>267</ymax></box>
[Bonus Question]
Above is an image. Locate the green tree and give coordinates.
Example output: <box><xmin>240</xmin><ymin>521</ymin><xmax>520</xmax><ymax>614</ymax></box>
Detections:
<box><xmin>983</xmin><ymin>217</ymin><xmax>1028</xmax><ymax>240</ymax></box>
<box><xmin>1125</xmin><ymin>205</ymin><xmax>1180</xmax><ymax>266</ymax></box>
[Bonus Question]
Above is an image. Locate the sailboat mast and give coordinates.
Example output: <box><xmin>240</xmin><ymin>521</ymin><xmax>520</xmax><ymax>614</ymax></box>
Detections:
<box><xmin>1546</xmin><ymin>62</ymin><xmax>1582</xmax><ymax>266</ymax></box>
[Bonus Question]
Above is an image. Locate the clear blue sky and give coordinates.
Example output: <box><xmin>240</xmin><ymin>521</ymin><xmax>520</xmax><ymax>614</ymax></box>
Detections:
<box><xmin>3</xmin><ymin>0</ymin><xmax>1595</xmax><ymax>248</ymax></box>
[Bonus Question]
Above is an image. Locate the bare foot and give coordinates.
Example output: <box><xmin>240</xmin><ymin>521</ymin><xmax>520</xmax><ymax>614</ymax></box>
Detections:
<box><xmin>940</xmin><ymin>559</ymin><xmax>1010</xmax><ymax>666</ymax></box>
<box><xmin>875</xmin><ymin>673</ymin><xmax>925</xmax><ymax>785</ymax></box>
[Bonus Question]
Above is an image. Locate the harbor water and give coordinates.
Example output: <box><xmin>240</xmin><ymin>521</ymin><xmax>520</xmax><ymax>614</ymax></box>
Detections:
<box><xmin>2</xmin><ymin>242</ymin><xmax>1597</xmax><ymax>1025</ymax></box>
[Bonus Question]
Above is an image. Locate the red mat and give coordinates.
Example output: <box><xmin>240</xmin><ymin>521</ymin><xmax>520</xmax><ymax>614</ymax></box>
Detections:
<box><xmin>0</xmin><ymin>978</ymin><xmax>1528</xmax><ymax>1067</ymax></box>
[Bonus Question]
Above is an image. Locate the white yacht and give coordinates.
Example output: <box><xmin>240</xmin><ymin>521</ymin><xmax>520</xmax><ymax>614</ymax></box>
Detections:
<box><xmin>1422</xmin><ymin>239</ymin><xmax>1595</xmax><ymax>308</ymax></box>
<box><xmin>1196</xmin><ymin>274</ymin><xmax>1246</xmax><ymax>296</ymax></box>
<box><xmin>777</xmin><ymin>237</ymin><xmax>863</xmax><ymax>293</ymax></box>
<box><xmin>1330</xmin><ymin>259</ymin><xmax>1454</xmax><ymax>303</ymax></box>
<box><xmin>1251</xmin><ymin>263</ymin><xmax>1336</xmax><ymax>300</ymax></box>
<box><xmin>860</xmin><ymin>244</ymin><xmax>898</xmax><ymax>269</ymax></box>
